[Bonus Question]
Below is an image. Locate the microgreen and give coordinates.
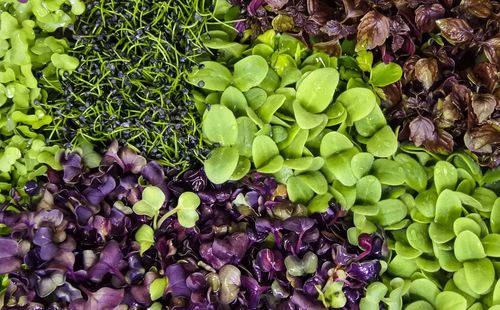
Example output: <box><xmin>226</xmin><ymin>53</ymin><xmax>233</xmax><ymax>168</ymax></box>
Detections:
<box><xmin>42</xmin><ymin>0</ymin><xmax>227</xmax><ymax>170</ymax></box>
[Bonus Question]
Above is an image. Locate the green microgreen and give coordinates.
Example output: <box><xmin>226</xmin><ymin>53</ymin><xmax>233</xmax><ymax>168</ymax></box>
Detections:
<box><xmin>41</xmin><ymin>0</ymin><xmax>228</xmax><ymax>171</ymax></box>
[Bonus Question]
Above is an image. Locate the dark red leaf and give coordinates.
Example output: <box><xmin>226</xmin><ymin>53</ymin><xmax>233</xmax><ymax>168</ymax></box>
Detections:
<box><xmin>436</xmin><ymin>18</ymin><xmax>474</xmax><ymax>45</ymax></box>
<box><xmin>355</xmin><ymin>11</ymin><xmax>391</xmax><ymax>51</ymax></box>
<box><xmin>415</xmin><ymin>4</ymin><xmax>445</xmax><ymax>33</ymax></box>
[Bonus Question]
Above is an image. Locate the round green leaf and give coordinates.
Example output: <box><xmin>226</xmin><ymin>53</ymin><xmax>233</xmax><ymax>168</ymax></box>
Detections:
<box><xmin>464</xmin><ymin>258</ymin><xmax>495</xmax><ymax>295</ymax></box>
<box><xmin>135</xmin><ymin>224</ymin><xmax>154</xmax><ymax>255</ymax></box>
<box><xmin>453</xmin><ymin>217</ymin><xmax>481</xmax><ymax>237</ymax></box>
<box><xmin>221</xmin><ymin>86</ymin><xmax>248</xmax><ymax>116</ymax></box>
<box><xmin>435</xmin><ymin>291</ymin><xmax>467</xmax><ymax>310</ymax></box>
<box><xmin>233</xmin><ymin>55</ymin><xmax>269</xmax><ymax>92</ymax></box>
<box><xmin>437</xmin><ymin>248</ymin><xmax>462</xmax><ymax>272</ymax></box>
<box><xmin>409</xmin><ymin>278</ymin><xmax>439</xmax><ymax>306</ymax></box>
<box><xmin>395</xmin><ymin>153</ymin><xmax>428</xmax><ymax>192</ymax></box>
<box><xmin>307</xmin><ymin>193</ymin><xmax>333</xmax><ymax>213</ymax></box>
<box><xmin>429</xmin><ymin>222</ymin><xmax>455</xmax><ymax>244</ymax></box>
<box><xmin>133</xmin><ymin>186</ymin><xmax>166</xmax><ymax>218</ymax></box>
<box><xmin>258</xmin><ymin>94</ymin><xmax>286</xmax><ymax>123</ymax></box>
<box><xmin>293</xmin><ymin>100</ymin><xmax>328</xmax><ymax>129</ymax></box>
<box><xmin>335</xmin><ymin>87</ymin><xmax>377</xmax><ymax>123</ymax></box>
<box><xmin>245</xmin><ymin>87</ymin><xmax>268</xmax><ymax>110</ymax></box>
<box><xmin>407</xmin><ymin>223</ymin><xmax>433</xmax><ymax>253</ymax></box>
<box><xmin>489</xmin><ymin>198</ymin><xmax>500</xmax><ymax>233</ymax></box>
<box><xmin>150</xmin><ymin>277</ymin><xmax>168</xmax><ymax>301</ymax></box>
<box><xmin>405</xmin><ymin>301</ymin><xmax>433</xmax><ymax>310</ymax></box>
<box><xmin>320</xmin><ymin>132</ymin><xmax>353</xmax><ymax>157</ymax></box>
<box><xmin>287</xmin><ymin>176</ymin><xmax>314</xmax><ymax>204</ymax></box>
<box><xmin>370</xmin><ymin>62</ymin><xmax>403</xmax><ymax>87</ymax></box>
<box><xmin>297</xmin><ymin>171</ymin><xmax>328</xmax><ymax>195</ymax></box>
<box><xmin>229</xmin><ymin>157</ymin><xmax>251</xmax><ymax>181</ymax></box>
<box><xmin>256</xmin><ymin>155</ymin><xmax>284</xmax><ymax>173</ymax></box>
<box><xmin>454</xmin><ymin>231</ymin><xmax>486</xmax><ymax>262</ymax></box>
<box><xmin>415</xmin><ymin>190</ymin><xmax>437</xmax><ymax>219</ymax></box>
<box><xmin>204</xmin><ymin>147</ymin><xmax>239</xmax><ymax>184</ymax></box>
<box><xmin>395</xmin><ymin>241</ymin><xmax>422</xmax><ymax>259</ymax></box>
<box><xmin>482</xmin><ymin>234</ymin><xmax>500</xmax><ymax>258</ymax></box>
<box><xmin>323</xmin><ymin>149</ymin><xmax>358</xmax><ymax>186</ymax></box>
<box><xmin>372</xmin><ymin>159</ymin><xmax>405</xmax><ymax>185</ymax></box>
<box><xmin>354</xmin><ymin>105</ymin><xmax>386</xmax><ymax>137</ymax></box>
<box><xmin>356</xmin><ymin>175</ymin><xmax>381</xmax><ymax>204</ymax></box>
<box><xmin>453</xmin><ymin>268</ymin><xmax>481</xmax><ymax>299</ymax></box>
<box><xmin>351</xmin><ymin>152</ymin><xmax>374</xmax><ymax>179</ymax></box>
<box><xmin>366</xmin><ymin>125</ymin><xmax>398</xmax><ymax>158</ymax></box>
<box><xmin>234</xmin><ymin>117</ymin><xmax>257</xmax><ymax>157</ymax></box>
<box><xmin>388</xmin><ymin>255</ymin><xmax>419</xmax><ymax>278</ymax></box>
<box><xmin>372</xmin><ymin>199</ymin><xmax>407</xmax><ymax>227</ymax></box>
<box><xmin>296</xmin><ymin>68</ymin><xmax>339</xmax><ymax>113</ymax></box>
<box><xmin>252</xmin><ymin>135</ymin><xmax>279</xmax><ymax>168</ymax></box>
<box><xmin>203</xmin><ymin>105</ymin><xmax>238</xmax><ymax>146</ymax></box>
<box><xmin>189</xmin><ymin>61</ymin><xmax>232</xmax><ymax>91</ymax></box>
<box><xmin>434</xmin><ymin>161</ymin><xmax>458</xmax><ymax>193</ymax></box>
<box><xmin>435</xmin><ymin>189</ymin><xmax>462</xmax><ymax>225</ymax></box>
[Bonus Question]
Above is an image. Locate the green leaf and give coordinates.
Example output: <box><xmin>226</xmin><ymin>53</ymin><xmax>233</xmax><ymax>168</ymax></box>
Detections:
<box><xmin>482</xmin><ymin>234</ymin><xmax>500</xmax><ymax>257</ymax></box>
<box><xmin>175</xmin><ymin>191</ymin><xmax>201</xmax><ymax>228</ymax></box>
<box><xmin>320</xmin><ymin>132</ymin><xmax>353</xmax><ymax>157</ymax></box>
<box><xmin>221</xmin><ymin>86</ymin><xmax>248</xmax><ymax>116</ymax></box>
<box><xmin>351</xmin><ymin>152</ymin><xmax>374</xmax><ymax>179</ymax></box>
<box><xmin>287</xmin><ymin>176</ymin><xmax>314</xmax><ymax>203</ymax></box>
<box><xmin>0</xmin><ymin>147</ymin><xmax>21</xmax><ymax>172</ymax></box>
<box><xmin>307</xmin><ymin>193</ymin><xmax>333</xmax><ymax>213</ymax></box>
<box><xmin>335</xmin><ymin>88</ymin><xmax>377</xmax><ymax>123</ymax></box>
<box><xmin>234</xmin><ymin>117</ymin><xmax>257</xmax><ymax>157</ymax></box>
<box><xmin>258</xmin><ymin>68</ymin><xmax>280</xmax><ymax>92</ymax></box>
<box><xmin>409</xmin><ymin>278</ymin><xmax>439</xmax><ymax>306</ymax></box>
<box><xmin>203</xmin><ymin>105</ymin><xmax>238</xmax><ymax>146</ymax></box>
<box><xmin>437</xmin><ymin>248</ymin><xmax>462</xmax><ymax>272</ymax></box>
<box><xmin>293</xmin><ymin>100</ymin><xmax>328</xmax><ymax>129</ymax></box>
<box><xmin>434</xmin><ymin>161</ymin><xmax>458</xmax><ymax>193</ymax></box>
<box><xmin>472</xmin><ymin>187</ymin><xmax>497</xmax><ymax>212</ymax></box>
<box><xmin>429</xmin><ymin>222</ymin><xmax>455</xmax><ymax>244</ymax></box>
<box><xmin>297</xmin><ymin>171</ymin><xmax>328</xmax><ymax>195</ymax></box>
<box><xmin>135</xmin><ymin>224</ymin><xmax>154</xmax><ymax>256</ymax></box>
<box><xmin>388</xmin><ymin>255</ymin><xmax>419</xmax><ymax>278</ymax></box>
<box><xmin>435</xmin><ymin>291</ymin><xmax>467</xmax><ymax>310</ymax></box>
<box><xmin>354</xmin><ymin>105</ymin><xmax>386</xmax><ymax>137</ymax></box>
<box><xmin>252</xmin><ymin>135</ymin><xmax>279</xmax><ymax>168</ymax></box>
<box><xmin>257</xmin><ymin>94</ymin><xmax>286</xmax><ymax>123</ymax></box>
<box><xmin>394</xmin><ymin>153</ymin><xmax>428</xmax><ymax>192</ymax></box>
<box><xmin>491</xmin><ymin>198</ymin><xmax>500</xmax><ymax>233</ymax></box>
<box><xmin>150</xmin><ymin>277</ymin><xmax>168</xmax><ymax>301</ymax></box>
<box><xmin>405</xmin><ymin>301</ymin><xmax>434</xmax><ymax>310</ymax></box>
<box><xmin>257</xmin><ymin>155</ymin><xmax>284</xmax><ymax>173</ymax></box>
<box><xmin>366</xmin><ymin>125</ymin><xmax>398</xmax><ymax>158</ymax></box>
<box><xmin>204</xmin><ymin>147</ymin><xmax>239</xmax><ymax>184</ymax></box>
<box><xmin>372</xmin><ymin>159</ymin><xmax>405</xmax><ymax>186</ymax></box>
<box><xmin>245</xmin><ymin>87</ymin><xmax>267</xmax><ymax>110</ymax></box>
<box><xmin>189</xmin><ymin>61</ymin><xmax>232</xmax><ymax>91</ymax></box>
<box><xmin>356</xmin><ymin>175</ymin><xmax>381</xmax><ymax>204</ymax></box>
<box><xmin>454</xmin><ymin>231</ymin><xmax>486</xmax><ymax>262</ymax></box>
<box><xmin>453</xmin><ymin>217</ymin><xmax>481</xmax><ymax>237</ymax></box>
<box><xmin>296</xmin><ymin>68</ymin><xmax>339</xmax><ymax>113</ymax></box>
<box><xmin>372</xmin><ymin>199</ymin><xmax>407</xmax><ymax>227</ymax></box>
<box><xmin>414</xmin><ymin>190</ymin><xmax>437</xmax><ymax>219</ymax></box>
<box><xmin>323</xmin><ymin>149</ymin><xmax>358</xmax><ymax>186</ymax></box>
<box><xmin>229</xmin><ymin>157</ymin><xmax>251</xmax><ymax>181</ymax></box>
<box><xmin>406</xmin><ymin>223</ymin><xmax>433</xmax><ymax>253</ymax></box>
<box><xmin>370</xmin><ymin>62</ymin><xmax>403</xmax><ymax>87</ymax></box>
<box><xmin>453</xmin><ymin>268</ymin><xmax>481</xmax><ymax>299</ymax></box>
<box><xmin>50</xmin><ymin>53</ymin><xmax>79</xmax><ymax>73</ymax></box>
<box><xmin>463</xmin><ymin>258</ymin><xmax>495</xmax><ymax>295</ymax></box>
<box><xmin>133</xmin><ymin>186</ymin><xmax>166</xmax><ymax>218</ymax></box>
<box><xmin>233</xmin><ymin>55</ymin><xmax>269</xmax><ymax>92</ymax></box>
<box><xmin>356</xmin><ymin>50</ymin><xmax>373</xmax><ymax>72</ymax></box>
<box><xmin>435</xmin><ymin>189</ymin><xmax>462</xmax><ymax>225</ymax></box>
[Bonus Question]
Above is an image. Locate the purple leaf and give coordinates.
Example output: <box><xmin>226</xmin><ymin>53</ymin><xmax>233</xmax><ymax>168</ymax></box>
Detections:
<box><xmin>356</xmin><ymin>11</ymin><xmax>391</xmax><ymax>51</ymax></box>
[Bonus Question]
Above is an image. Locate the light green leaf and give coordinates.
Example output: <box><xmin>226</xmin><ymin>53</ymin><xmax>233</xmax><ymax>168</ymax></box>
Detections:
<box><xmin>189</xmin><ymin>61</ymin><xmax>232</xmax><ymax>91</ymax></box>
<box><xmin>463</xmin><ymin>258</ymin><xmax>495</xmax><ymax>295</ymax></box>
<box><xmin>221</xmin><ymin>86</ymin><xmax>248</xmax><ymax>116</ymax></box>
<box><xmin>366</xmin><ymin>125</ymin><xmax>398</xmax><ymax>158</ymax></box>
<box><xmin>491</xmin><ymin>198</ymin><xmax>500</xmax><ymax>233</ymax></box>
<box><xmin>257</xmin><ymin>155</ymin><xmax>284</xmax><ymax>173</ymax></box>
<box><xmin>320</xmin><ymin>132</ymin><xmax>353</xmax><ymax>157</ymax></box>
<box><xmin>150</xmin><ymin>277</ymin><xmax>168</xmax><ymax>301</ymax></box>
<box><xmin>354</xmin><ymin>105</ymin><xmax>386</xmax><ymax>137</ymax></box>
<box><xmin>482</xmin><ymin>234</ymin><xmax>500</xmax><ymax>257</ymax></box>
<box><xmin>435</xmin><ymin>189</ymin><xmax>462</xmax><ymax>225</ymax></box>
<box><xmin>252</xmin><ymin>135</ymin><xmax>279</xmax><ymax>168</ymax></box>
<box><xmin>229</xmin><ymin>157</ymin><xmax>251</xmax><ymax>181</ymax></box>
<box><xmin>203</xmin><ymin>105</ymin><xmax>238</xmax><ymax>146</ymax></box>
<box><xmin>233</xmin><ymin>55</ymin><xmax>269</xmax><ymax>92</ymax></box>
<box><xmin>0</xmin><ymin>147</ymin><xmax>21</xmax><ymax>172</ymax></box>
<box><xmin>351</xmin><ymin>152</ymin><xmax>374</xmax><ymax>179</ymax></box>
<box><xmin>406</xmin><ymin>223</ymin><xmax>433</xmax><ymax>253</ymax></box>
<box><xmin>287</xmin><ymin>176</ymin><xmax>314</xmax><ymax>203</ymax></box>
<box><xmin>372</xmin><ymin>199</ymin><xmax>407</xmax><ymax>227</ymax></box>
<box><xmin>434</xmin><ymin>161</ymin><xmax>458</xmax><ymax>193</ymax></box>
<box><xmin>257</xmin><ymin>94</ymin><xmax>286</xmax><ymax>123</ymax></box>
<box><xmin>356</xmin><ymin>175</ymin><xmax>381</xmax><ymax>204</ymax></box>
<box><xmin>323</xmin><ymin>149</ymin><xmax>359</xmax><ymax>186</ymax></box>
<box><xmin>293</xmin><ymin>100</ymin><xmax>328</xmax><ymax>130</ymax></box>
<box><xmin>133</xmin><ymin>186</ymin><xmax>166</xmax><ymax>218</ymax></box>
<box><xmin>234</xmin><ymin>117</ymin><xmax>257</xmax><ymax>157</ymax></box>
<box><xmin>454</xmin><ymin>231</ymin><xmax>486</xmax><ymax>262</ymax></box>
<box><xmin>296</xmin><ymin>68</ymin><xmax>339</xmax><ymax>113</ymax></box>
<box><xmin>394</xmin><ymin>153</ymin><xmax>428</xmax><ymax>192</ymax></box>
<box><xmin>204</xmin><ymin>147</ymin><xmax>239</xmax><ymax>184</ymax></box>
<box><xmin>307</xmin><ymin>193</ymin><xmax>333</xmax><ymax>213</ymax></box>
<box><xmin>372</xmin><ymin>159</ymin><xmax>405</xmax><ymax>186</ymax></box>
<box><xmin>435</xmin><ymin>291</ymin><xmax>467</xmax><ymax>310</ymax></box>
<box><xmin>135</xmin><ymin>224</ymin><xmax>154</xmax><ymax>255</ymax></box>
<box><xmin>370</xmin><ymin>62</ymin><xmax>403</xmax><ymax>87</ymax></box>
<box><xmin>335</xmin><ymin>88</ymin><xmax>377</xmax><ymax>123</ymax></box>
<box><xmin>297</xmin><ymin>171</ymin><xmax>328</xmax><ymax>195</ymax></box>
